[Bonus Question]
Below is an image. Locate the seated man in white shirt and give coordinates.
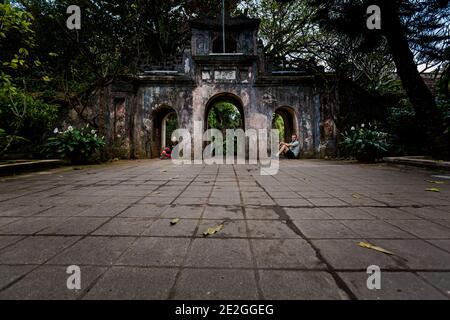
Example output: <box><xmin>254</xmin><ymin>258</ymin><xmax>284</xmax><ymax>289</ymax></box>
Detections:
<box><xmin>277</xmin><ymin>134</ymin><xmax>300</xmax><ymax>159</ymax></box>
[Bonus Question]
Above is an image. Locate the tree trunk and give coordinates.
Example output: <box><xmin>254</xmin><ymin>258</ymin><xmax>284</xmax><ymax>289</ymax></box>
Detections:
<box><xmin>380</xmin><ymin>0</ymin><xmax>446</xmax><ymax>156</ymax></box>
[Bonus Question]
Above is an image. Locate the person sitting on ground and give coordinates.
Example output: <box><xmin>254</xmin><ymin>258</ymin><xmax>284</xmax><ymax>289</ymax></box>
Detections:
<box><xmin>160</xmin><ymin>138</ymin><xmax>178</xmax><ymax>160</ymax></box>
<box><xmin>277</xmin><ymin>134</ymin><xmax>300</xmax><ymax>159</ymax></box>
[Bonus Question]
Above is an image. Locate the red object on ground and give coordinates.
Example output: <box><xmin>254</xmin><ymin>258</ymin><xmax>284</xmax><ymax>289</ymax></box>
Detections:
<box><xmin>163</xmin><ymin>147</ymin><xmax>172</xmax><ymax>159</ymax></box>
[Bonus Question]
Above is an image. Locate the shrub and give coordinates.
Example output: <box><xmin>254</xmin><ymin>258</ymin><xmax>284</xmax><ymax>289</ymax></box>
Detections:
<box><xmin>341</xmin><ymin>124</ymin><xmax>390</xmax><ymax>163</ymax></box>
<box><xmin>386</xmin><ymin>97</ymin><xmax>450</xmax><ymax>157</ymax></box>
<box><xmin>385</xmin><ymin>99</ymin><xmax>420</xmax><ymax>155</ymax></box>
<box><xmin>437</xmin><ymin>96</ymin><xmax>450</xmax><ymax>135</ymax></box>
<box><xmin>0</xmin><ymin>128</ymin><xmax>28</xmax><ymax>156</ymax></box>
<box><xmin>0</xmin><ymin>90</ymin><xmax>59</xmax><ymax>153</ymax></box>
<box><xmin>0</xmin><ymin>128</ymin><xmax>6</xmax><ymax>151</ymax></box>
<box><xmin>44</xmin><ymin>125</ymin><xmax>105</xmax><ymax>164</ymax></box>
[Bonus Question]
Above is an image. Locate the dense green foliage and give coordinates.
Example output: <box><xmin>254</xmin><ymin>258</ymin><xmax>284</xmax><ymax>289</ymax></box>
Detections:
<box><xmin>43</xmin><ymin>125</ymin><xmax>105</xmax><ymax>164</ymax></box>
<box><xmin>341</xmin><ymin>124</ymin><xmax>390</xmax><ymax>162</ymax></box>
<box><xmin>207</xmin><ymin>102</ymin><xmax>243</xmax><ymax>132</ymax></box>
<box><xmin>272</xmin><ymin>113</ymin><xmax>285</xmax><ymax>142</ymax></box>
<box><xmin>0</xmin><ymin>91</ymin><xmax>58</xmax><ymax>150</ymax></box>
<box><xmin>0</xmin><ymin>3</ymin><xmax>57</xmax><ymax>155</ymax></box>
<box><xmin>305</xmin><ymin>0</ymin><xmax>450</xmax><ymax>157</ymax></box>
<box><xmin>165</xmin><ymin>113</ymin><xmax>179</xmax><ymax>147</ymax></box>
<box><xmin>207</xmin><ymin>102</ymin><xmax>243</xmax><ymax>155</ymax></box>
<box><xmin>386</xmin><ymin>99</ymin><xmax>420</xmax><ymax>155</ymax></box>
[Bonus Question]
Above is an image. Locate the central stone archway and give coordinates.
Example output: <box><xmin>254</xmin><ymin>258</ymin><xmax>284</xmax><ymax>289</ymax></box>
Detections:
<box><xmin>203</xmin><ymin>93</ymin><xmax>245</xmax><ymax>157</ymax></box>
<box><xmin>105</xmin><ymin>13</ymin><xmax>337</xmax><ymax>159</ymax></box>
<box><xmin>204</xmin><ymin>93</ymin><xmax>245</xmax><ymax>132</ymax></box>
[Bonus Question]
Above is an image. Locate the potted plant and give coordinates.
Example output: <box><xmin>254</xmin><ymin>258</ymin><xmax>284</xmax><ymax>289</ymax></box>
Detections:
<box><xmin>44</xmin><ymin>125</ymin><xmax>105</xmax><ymax>164</ymax></box>
<box><xmin>341</xmin><ymin>124</ymin><xmax>390</xmax><ymax>163</ymax></box>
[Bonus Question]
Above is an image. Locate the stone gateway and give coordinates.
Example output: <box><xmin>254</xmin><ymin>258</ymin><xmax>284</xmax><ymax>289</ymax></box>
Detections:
<box><xmin>104</xmin><ymin>14</ymin><xmax>338</xmax><ymax>159</ymax></box>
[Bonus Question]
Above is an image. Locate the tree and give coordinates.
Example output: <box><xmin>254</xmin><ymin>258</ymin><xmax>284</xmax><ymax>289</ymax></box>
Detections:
<box><xmin>244</xmin><ymin>0</ymin><xmax>399</xmax><ymax>93</ymax></box>
<box><xmin>17</xmin><ymin>0</ymin><xmax>243</xmax><ymax>134</ymax></box>
<box><xmin>0</xmin><ymin>2</ymin><xmax>54</xmax><ymax>156</ymax></box>
<box><xmin>244</xmin><ymin>0</ymin><xmax>320</xmax><ymax>67</ymax></box>
<box><xmin>207</xmin><ymin>102</ymin><xmax>243</xmax><ymax>133</ymax></box>
<box><xmin>306</xmin><ymin>0</ymin><xmax>449</xmax><ymax>155</ymax></box>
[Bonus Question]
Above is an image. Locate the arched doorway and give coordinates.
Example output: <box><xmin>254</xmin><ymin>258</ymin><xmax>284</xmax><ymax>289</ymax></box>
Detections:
<box><xmin>272</xmin><ymin>107</ymin><xmax>298</xmax><ymax>143</ymax></box>
<box><xmin>204</xmin><ymin>93</ymin><xmax>245</xmax><ymax>157</ymax></box>
<box><xmin>161</xmin><ymin>112</ymin><xmax>178</xmax><ymax>150</ymax></box>
<box><xmin>151</xmin><ymin>106</ymin><xmax>179</xmax><ymax>158</ymax></box>
<box><xmin>205</xmin><ymin>93</ymin><xmax>245</xmax><ymax>132</ymax></box>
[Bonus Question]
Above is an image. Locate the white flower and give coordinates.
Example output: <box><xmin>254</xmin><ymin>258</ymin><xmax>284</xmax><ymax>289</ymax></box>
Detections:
<box><xmin>94</xmin><ymin>134</ymin><xmax>97</xmax><ymax>138</ymax></box>
<box><xmin>91</xmin><ymin>130</ymin><xmax>96</xmax><ymax>134</ymax></box>
<box><xmin>53</xmin><ymin>128</ymin><xmax>59</xmax><ymax>134</ymax></box>
<box><xmin>68</xmin><ymin>126</ymin><xmax>74</xmax><ymax>132</ymax></box>
<box><xmin>351</xmin><ymin>126</ymin><xmax>355</xmax><ymax>131</ymax></box>
<box><xmin>117</xmin><ymin>134</ymin><xmax>121</xmax><ymax>138</ymax></box>
<box><xmin>361</xmin><ymin>124</ymin><xmax>365</xmax><ymax>128</ymax></box>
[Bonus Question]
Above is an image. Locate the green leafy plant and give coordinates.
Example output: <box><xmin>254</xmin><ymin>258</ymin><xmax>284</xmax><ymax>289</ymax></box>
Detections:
<box><xmin>44</xmin><ymin>125</ymin><xmax>105</xmax><ymax>164</ymax></box>
<box><xmin>436</xmin><ymin>96</ymin><xmax>450</xmax><ymax>135</ymax></box>
<box><xmin>0</xmin><ymin>128</ymin><xmax>6</xmax><ymax>150</ymax></box>
<box><xmin>341</xmin><ymin>124</ymin><xmax>390</xmax><ymax>163</ymax></box>
<box><xmin>0</xmin><ymin>90</ymin><xmax>58</xmax><ymax>152</ymax></box>
<box><xmin>386</xmin><ymin>99</ymin><xmax>419</xmax><ymax>155</ymax></box>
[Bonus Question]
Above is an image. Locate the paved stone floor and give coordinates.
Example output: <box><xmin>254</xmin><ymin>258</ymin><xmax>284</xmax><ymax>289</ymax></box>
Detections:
<box><xmin>0</xmin><ymin>159</ymin><xmax>449</xmax><ymax>300</ymax></box>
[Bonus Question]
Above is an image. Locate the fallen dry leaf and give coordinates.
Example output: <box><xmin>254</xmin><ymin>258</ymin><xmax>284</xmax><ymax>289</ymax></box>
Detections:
<box><xmin>426</xmin><ymin>180</ymin><xmax>446</xmax><ymax>184</ymax></box>
<box><xmin>358</xmin><ymin>242</ymin><xmax>394</xmax><ymax>255</ymax></box>
<box><xmin>170</xmin><ymin>218</ymin><xmax>180</xmax><ymax>225</ymax></box>
<box><xmin>426</xmin><ymin>188</ymin><xmax>441</xmax><ymax>193</ymax></box>
<box><xmin>203</xmin><ymin>224</ymin><xmax>224</xmax><ymax>237</ymax></box>
<box><xmin>352</xmin><ymin>193</ymin><xmax>361</xmax><ymax>199</ymax></box>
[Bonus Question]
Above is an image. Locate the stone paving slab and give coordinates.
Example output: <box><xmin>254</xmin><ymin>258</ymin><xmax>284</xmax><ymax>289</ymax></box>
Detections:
<box><xmin>172</xmin><ymin>269</ymin><xmax>259</xmax><ymax>300</ymax></box>
<box><xmin>338</xmin><ymin>272</ymin><xmax>447</xmax><ymax>300</ymax></box>
<box><xmin>83</xmin><ymin>267</ymin><xmax>178</xmax><ymax>300</ymax></box>
<box><xmin>0</xmin><ymin>265</ymin><xmax>106</xmax><ymax>300</ymax></box>
<box><xmin>0</xmin><ymin>159</ymin><xmax>449</xmax><ymax>299</ymax></box>
<box><xmin>0</xmin><ymin>236</ymin><xmax>80</xmax><ymax>264</ymax></box>
<box><xmin>258</xmin><ymin>270</ymin><xmax>349</xmax><ymax>300</ymax></box>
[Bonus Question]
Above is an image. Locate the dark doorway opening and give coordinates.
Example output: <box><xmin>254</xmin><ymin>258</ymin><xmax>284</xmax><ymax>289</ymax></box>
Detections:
<box><xmin>151</xmin><ymin>106</ymin><xmax>179</xmax><ymax>158</ymax></box>
<box><xmin>205</xmin><ymin>93</ymin><xmax>245</xmax><ymax>156</ymax></box>
<box><xmin>273</xmin><ymin>107</ymin><xmax>297</xmax><ymax>143</ymax></box>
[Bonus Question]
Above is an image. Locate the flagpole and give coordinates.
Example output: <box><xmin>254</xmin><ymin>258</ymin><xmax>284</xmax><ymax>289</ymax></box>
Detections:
<box><xmin>222</xmin><ymin>0</ymin><xmax>226</xmax><ymax>53</ymax></box>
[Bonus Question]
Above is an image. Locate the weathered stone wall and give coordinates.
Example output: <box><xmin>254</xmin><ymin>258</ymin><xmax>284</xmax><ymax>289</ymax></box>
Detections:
<box><xmin>134</xmin><ymin>80</ymin><xmax>195</xmax><ymax>158</ymax></box>
<box><xmin>106</xmin><ymin>74</ymin><xmax>337</xmax><ymax>159</ymax></box>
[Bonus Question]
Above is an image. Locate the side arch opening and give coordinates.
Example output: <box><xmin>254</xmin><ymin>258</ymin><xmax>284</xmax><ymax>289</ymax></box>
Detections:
<box><xmin>272</xmin><ymin>106</ymin><xmax>298</xmax><ymax>143</ymax></box>
<box><xmin>151</xmin><ymin>106</ymin><xmax>179</xmax><ymax>158</ymax></box>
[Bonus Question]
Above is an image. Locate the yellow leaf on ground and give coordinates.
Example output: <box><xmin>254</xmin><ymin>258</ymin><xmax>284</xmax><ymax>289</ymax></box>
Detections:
<box><xmin>203</xmin><ymin>224</ymin><xmax>224</xmax><ymax>237</ymax></box>
<box><xmin>170</xmin><ymin>218</ymin><xmax>180</xmax><ymax>225</ymax></box>
<box><xmin>357</xmin><ymin>242</ymin><xmax>394</xmax><ymax>255</ymax></box>
<box><xmin>426</xmin><ymin>180</ymin><xmax>446</xmax><ymax>184</ymax></box>
<box><xmin>426</xmin><ymin>188</ymin><xmax>441</xmax><ymax>192</ymax></box>
<box><xmin>352</xmin><ymin>193</ymin><xmax>361</xmax><ymax>199</ymax></box>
